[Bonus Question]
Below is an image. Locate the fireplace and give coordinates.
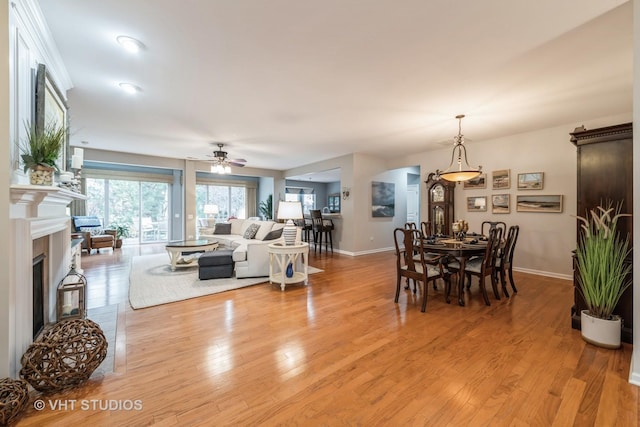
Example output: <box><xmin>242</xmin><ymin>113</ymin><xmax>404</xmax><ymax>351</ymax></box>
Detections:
<box><xmin>7</xmin><ymin>184</ymin><xmax>85</xmax><ymax>377</ymax></box>
<box><xmin>32</xmin><ymin>253</ymin><xmax>45</xmax><ymax>338</ymax></box>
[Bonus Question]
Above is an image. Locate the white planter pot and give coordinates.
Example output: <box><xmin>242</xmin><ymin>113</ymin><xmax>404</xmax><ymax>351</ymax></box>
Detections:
<box><xmin>580</xmin><ymin>310</ymin><xmax>622</xmax><ymax>349</ymax></box>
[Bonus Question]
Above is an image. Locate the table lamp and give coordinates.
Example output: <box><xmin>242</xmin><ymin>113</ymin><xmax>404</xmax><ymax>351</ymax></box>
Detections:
<box><xmin>203</xmin><ymin>204</ymin><xmax>219</xmax><ymax>227</ymax></box>
<box><xmin>277</xmin><ymin>201</ymin><xmax>303</xmax><ymax>245</ymax></box>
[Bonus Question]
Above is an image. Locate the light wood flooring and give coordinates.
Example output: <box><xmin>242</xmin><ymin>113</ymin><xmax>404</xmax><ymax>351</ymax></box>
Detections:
<box><xmin>15</xmin><ymin>244</ymin><xmax>638</xmax><ymax>426</ymax></box>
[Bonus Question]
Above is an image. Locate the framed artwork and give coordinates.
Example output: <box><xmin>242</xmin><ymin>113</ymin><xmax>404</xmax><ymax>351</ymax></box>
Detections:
<box><xmin>517</xmin><ymin>172</ymin><xmax>544</xmax><ymax>190</ymax></box>
<box><xmin>492</xmin><ymin>169</ymin><xmax>510</xmax><ymax>190</ymax></box>
<box><xmin>35</xmin><ymin>64</ymin><xmax>69</xmax><ymax>172</ymax></box>
<box><xmin>463</xmin><ymin>173</ymin><xmax>487</xmax><ymax>189</ymax></box>
<box><xmin>492</xmin><ymin>194</ymin><xmax>510</xmax><ymax>214</ymax></box>
<box><xmin>372</xmin><ymin>181</ymin><xmax>395</xmax><ymax>217</ymax></box>
<box><xmin>467</xmin><ymin>196</ymin><xmax>487</xmax><ymax>212</ymax></box>
<box><xmin>516</xmin><ymin>195</ymin><xmax>563</xmax><ymax>213</ymax></box>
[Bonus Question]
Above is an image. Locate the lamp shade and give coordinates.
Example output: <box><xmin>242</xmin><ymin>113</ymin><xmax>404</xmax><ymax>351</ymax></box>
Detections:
<box><xmin>277</xmin><ymin>201</ymin><xmax>303</xmax><ymax>245</ymax></box>
<box><xmin>276</xmin><ymin>201</ymin><xmax>303</xmax><ymax>220</ymax></box>
<box><xmin>436</xmin><ymin>115</ymin><xmax>482</xmax><ymax>182</ymax></box>
<box><xmin>203</xmin><ymin>204</ymin><xmax>219</xmax><ymax>215</ymax></box>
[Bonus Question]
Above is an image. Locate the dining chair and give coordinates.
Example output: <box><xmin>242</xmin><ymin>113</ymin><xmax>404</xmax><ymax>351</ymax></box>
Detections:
<box><xmin>420</xmin><ymin>221</ymin><xmax>432</xmax><ymax>237</ymax></box>
<box><xmin>481</xmin><ymin>221</ymin><xmax>506</xmax><ymax>237</ymax></box>
<box><xmin>393</xmin><ymin>228</ymin><xmax>450</xmax><ymax>312</ymax></box>
<box><xmin>448</xmin><ymin>227</ymin><xmax>502</xmax><ymax>306</ymax></box>
<box><xmin>310</xmin><ymin>209</ymin><xmax>334</xmax><ymax>253</ymax></box>
<box><xmin>495</xmin><ymin>225</ymin><xmax>520</xmax><ymax>297</ymax></box>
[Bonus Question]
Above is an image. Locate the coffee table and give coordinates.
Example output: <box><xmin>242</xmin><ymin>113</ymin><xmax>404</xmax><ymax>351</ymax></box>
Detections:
<box><xmin>165</xmin><ymin>239</ymin><xmax>218</xmax><ymax>271</ymax></box>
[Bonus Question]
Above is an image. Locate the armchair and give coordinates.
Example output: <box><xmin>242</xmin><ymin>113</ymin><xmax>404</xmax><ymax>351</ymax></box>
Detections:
<box><xmin>71</xmin><ymin>216</ymin><xmax>116</xmax><ymax>254</ymax></box>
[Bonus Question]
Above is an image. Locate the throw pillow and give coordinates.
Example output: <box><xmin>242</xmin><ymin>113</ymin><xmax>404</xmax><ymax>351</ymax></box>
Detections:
<box><xmin>80</xmin><ymin>226</ymin><xmax>103</xmax><ymax>236</ymax></box>
<box><xmin>243</xmin><ymin>223</ymin><xmax>261</xmax><ymax>239</ymax></box>
<box><xmin>213</xmin><ymin>223</ymin><xmax>232</xmax><ymax>235</ymax></box>
<box><xmin>262</xmin><ymin>228</ymin><xmax>283</xmax><ymax>241</ymax></box>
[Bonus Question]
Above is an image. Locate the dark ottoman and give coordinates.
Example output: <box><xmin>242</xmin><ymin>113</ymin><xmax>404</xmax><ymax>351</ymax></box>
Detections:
<box><xmin>198</xmin><ymin>249</ymin><xmax>234</xmax><ymax>280</ymax></box>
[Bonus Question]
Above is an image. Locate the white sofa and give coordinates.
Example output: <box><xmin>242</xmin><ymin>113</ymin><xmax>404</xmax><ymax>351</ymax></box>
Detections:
<box><xmin>200</xmin><ymin>218</ymin><xmax>299</xmax><ymax>278</ymax></box>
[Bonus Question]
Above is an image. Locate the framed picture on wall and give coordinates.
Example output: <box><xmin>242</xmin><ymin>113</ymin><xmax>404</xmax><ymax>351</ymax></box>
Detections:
<box><xmin>492</xmin><ymin>194</ymin><xmax>510</xmax><ymax>214</ymax></box>
<box><xmin>35</xmin><ymin>63</ymin><xmax>69</xmax><ymax>172</ymax></box>
<box><xmin>463</xmin><ymin>173</ymin><xmax>486</xmax><ymax>189</ymax></box>
<box><xmin>467</xmin><ymin>196</ymin><xmax>487</xmax><ymax>212</ymax></box>
<box><xmin>516</xmin><ymin>195</ymin><xmax>563</xmax><ymax>213</ymax></box>
<box><xmin>371</xmin><ymin>181</ymin><xmax>395</xmax><ymax>217</ymax></box>
<box><xmin>492</xmin><ymin>169</ymin><xmax>510</xmax><ymax>190</ymax></box>
<box><xmin>517</xmin><ymin>172</ymin><xmax>544</xmax><ymax>190</ymax></box>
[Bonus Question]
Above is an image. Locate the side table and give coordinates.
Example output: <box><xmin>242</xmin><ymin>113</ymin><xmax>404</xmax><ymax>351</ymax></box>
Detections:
<box><xmin>268</xmin><ymin>242</ymin><xmax>309</xmax><ymax>291</ymax></box>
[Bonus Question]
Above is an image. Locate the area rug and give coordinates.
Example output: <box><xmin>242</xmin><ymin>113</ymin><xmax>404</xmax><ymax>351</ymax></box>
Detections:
<box><xmin>129</xmin><ymin>253</ymin><xmax>321</xmax><ymax>309</ymax></box>
<box><xmin>87</xmin><ymin>304</ymin><xmax>117</xmax><ymax>376</ymax></box>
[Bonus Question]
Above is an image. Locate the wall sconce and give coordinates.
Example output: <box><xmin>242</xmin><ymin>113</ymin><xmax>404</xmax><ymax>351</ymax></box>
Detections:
<box><xmin>342</xmin><ymin>187</ymin><xmax>350</xmax><ymax>200</ymax></box>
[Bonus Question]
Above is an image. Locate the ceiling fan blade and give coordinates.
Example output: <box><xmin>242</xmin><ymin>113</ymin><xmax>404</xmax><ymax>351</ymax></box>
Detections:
<box><xmin>228</xmin><ymin>158</ymin><xmax>246</xmax><ymax>163</ymax></box>
<box><xmin>229</xmin><ymin>162</ymin><xmax>245</xmax><ymax>167</ymax></box>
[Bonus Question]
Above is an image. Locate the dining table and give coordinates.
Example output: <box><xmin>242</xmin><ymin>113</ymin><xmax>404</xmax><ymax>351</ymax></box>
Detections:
<box><xmin>421</xmin><ymin>235</ymin><xmax>487</xmax><ymax>306</ymax></box>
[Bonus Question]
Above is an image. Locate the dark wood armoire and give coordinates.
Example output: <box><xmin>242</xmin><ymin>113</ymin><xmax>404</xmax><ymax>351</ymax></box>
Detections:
<box><xmin>570</xmin><ymin>122</ymin><xmax>633</xmax><ymax>343</ymax></box>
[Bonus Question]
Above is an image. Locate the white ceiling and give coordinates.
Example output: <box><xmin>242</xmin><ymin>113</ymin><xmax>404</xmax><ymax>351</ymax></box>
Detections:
<box><xmin>37</xmin><ymin>0</ymin><xmax>632</xmax><ymax>173</ymax></box>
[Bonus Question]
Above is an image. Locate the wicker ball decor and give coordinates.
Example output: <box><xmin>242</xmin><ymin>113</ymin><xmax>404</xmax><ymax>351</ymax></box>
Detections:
<box><xmin>20</xmin><ymin>319</ymin><xmax>108</xmax><ymax>393</ymax></box>
<box><xmin>0</xmin><ymin>378</ymin><xmax>29</xmax><ymax>425</ymax></box>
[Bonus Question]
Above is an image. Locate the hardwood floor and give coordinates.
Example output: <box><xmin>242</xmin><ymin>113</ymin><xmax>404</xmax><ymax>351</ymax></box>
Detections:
<box><xmin>15</xmin><ymin>244</ymin><xmax>638</xmax><ymax>426</ymax></box>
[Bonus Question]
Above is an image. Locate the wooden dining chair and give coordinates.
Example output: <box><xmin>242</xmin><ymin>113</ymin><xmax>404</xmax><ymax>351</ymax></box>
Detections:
<box><xmin>420</xmin><ymin>221</ymin><xmax>432</xmax><ymax>237</ymax></box>
<box><xmin>481</xmin><ymin>221</ymin><xmax>506</xmax><ymax>237</ymax></box>
<box><xmin>448</xmin><ymin>227</ymin><xmax>502</xmax><ymax>306</ymax></box>
<box><xmin>393</xmin><ymin>228</ymin><xmax>450</xmax><ymax>312</ymax></box>
<box><xmin>495</xmin><ymin>225</ymin><xmax>520</xmax><ymax>297</ymax></box>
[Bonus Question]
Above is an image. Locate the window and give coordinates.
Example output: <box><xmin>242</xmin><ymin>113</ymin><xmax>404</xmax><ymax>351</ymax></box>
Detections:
<box><xmin>196</xmin><ymin>184</ymin><xmax>247</xmax><ymax>221</ymax></box>
<box><xmin>86</xmin><ymin>178</ymin><xmax>170</xmax><ymax>243</ymax></box>
<box><xmin>285</xmin><ymin>187</ymin><xmax>315</xmax><ymax>214</ymax></box>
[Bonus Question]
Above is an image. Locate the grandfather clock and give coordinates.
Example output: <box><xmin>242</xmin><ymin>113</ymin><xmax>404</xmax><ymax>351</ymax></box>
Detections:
<box><xmin>425</xmin><ymin>172</ymin><xmax>455</xmax><ymax>235</ymax></box>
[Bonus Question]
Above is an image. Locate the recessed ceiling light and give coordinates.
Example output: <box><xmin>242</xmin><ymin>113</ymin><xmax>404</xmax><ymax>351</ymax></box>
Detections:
<box><xmin>116</xmin><ymin>35</ymin><xmax>144</xmax><ymax>53</ymax></box>
<box><xmin>119</xmin><ymin>82</ymin><xmax>141</xmax><ymax>94</ymax></box>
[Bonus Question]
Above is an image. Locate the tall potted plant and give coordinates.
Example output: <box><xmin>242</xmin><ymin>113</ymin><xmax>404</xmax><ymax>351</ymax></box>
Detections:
<box><xmin>575</xmin><ymin>201</ymin><xmax>632</xmax><ymax>348</ymax></box>
<box><xmin>20</xmin><ymin>122</ymin><xmax>66</xmax><ymax>185</ymax></box>
<box><xmin>259</xmin><ymin>194</ymin><xmax>273</xmax><ymax>220</ymax></box>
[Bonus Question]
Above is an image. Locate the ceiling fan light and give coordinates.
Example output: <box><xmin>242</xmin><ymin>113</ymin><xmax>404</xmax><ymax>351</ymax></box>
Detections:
<box><xmin>224</xmin><ymin>165</ymin><xmax>231</xmax><ymax>174</ymax></box>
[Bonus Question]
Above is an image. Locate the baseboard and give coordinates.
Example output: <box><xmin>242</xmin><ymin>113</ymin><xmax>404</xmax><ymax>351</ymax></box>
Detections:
<box><xmin>513</xmin><ymin>267</ymin><xmax>572</xmax><ymax>281</ymax></box>
<box><xmin>629</xmin><ymin>351</ymin><xmax>640</xmax><ymax>386</ymax></box>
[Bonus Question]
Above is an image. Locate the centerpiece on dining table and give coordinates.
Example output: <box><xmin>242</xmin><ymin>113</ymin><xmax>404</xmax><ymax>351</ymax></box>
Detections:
<box><xmin>452</xmin><ymin>220</ymin><xmax>469</xmax><ymax>241</ymax></box>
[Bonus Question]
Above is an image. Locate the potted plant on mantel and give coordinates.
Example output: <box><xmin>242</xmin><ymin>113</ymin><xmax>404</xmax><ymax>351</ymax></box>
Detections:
<box><xmin>575</xmin><ymin>201</ymin><xmax>632</xmax><ymax>349</ymax></box>
<box><xmin>110</xmin><ymin>223</ymin><xmax>131</xmax><ymax>249</ymax></box>
<box><xmin>20</xmin><ymin>122</ymin><xmax>66</xmax><ymax>185</ymax></box>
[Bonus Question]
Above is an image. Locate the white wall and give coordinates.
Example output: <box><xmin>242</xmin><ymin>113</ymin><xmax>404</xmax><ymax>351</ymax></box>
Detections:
<box><xmin>629</xmin><ymin>0</ymin><xmax>639</xmax><ymax>386</ymax></box>
<box><xmin>0</xmin><ymin>0</ymin><xmax>12</xmax><ymax>378</ymax></box>
<box><xmin>390</xmin><ymin>113</ymin><xmax>632</xmax><ymax>279</ymax></box>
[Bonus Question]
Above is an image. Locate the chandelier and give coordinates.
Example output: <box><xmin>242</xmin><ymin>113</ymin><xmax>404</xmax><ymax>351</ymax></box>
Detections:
<box><xmin>436</xmin><ymin>114</ymin><xmax>482</xmax><ymax>182</ymax></box>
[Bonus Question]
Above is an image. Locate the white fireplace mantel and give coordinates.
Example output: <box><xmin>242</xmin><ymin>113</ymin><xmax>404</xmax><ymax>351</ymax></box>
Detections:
<box><xmin>10</xmin><ymin>184</ymin><xmax>86</xmax><ymax>218</ymax></box>
<box><xmin>8</xmin><ymin>184</ymin><xmax>86</xmax><ymax>377</ymax></box>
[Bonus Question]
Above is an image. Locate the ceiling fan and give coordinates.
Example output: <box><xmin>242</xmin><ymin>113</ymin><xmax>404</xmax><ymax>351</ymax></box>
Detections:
<box><xmin>207</xmin><ymin>143</ymin><xmax>246</xmax><ymax>174</ymax></box>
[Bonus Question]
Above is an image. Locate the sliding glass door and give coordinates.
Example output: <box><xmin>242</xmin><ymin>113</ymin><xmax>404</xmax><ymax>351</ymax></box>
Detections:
<box><xmin>86</xmin><ymin>178</ymin><xmax>170</xmax><ymax>244</ymax></box>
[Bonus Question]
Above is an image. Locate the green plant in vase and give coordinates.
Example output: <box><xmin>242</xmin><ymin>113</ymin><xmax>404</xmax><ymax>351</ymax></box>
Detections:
<box><xmin>575</xmin><ymin>201</ymin><xmax>632</xmax><ymax>348</ymax></box>
<box><xmin>110</xmin><ymin>222</ymin><xmax>131</xmax><ymax>248</ymax></box>
<box><xmin>259</xmin><ymin>194</ymin><xmax>273</xmax><ymax>220</ymax></box>
<box><xmin>20</xmin><ymin>122</ymin><xmax>66</xmax><ymax>185</ymax></box>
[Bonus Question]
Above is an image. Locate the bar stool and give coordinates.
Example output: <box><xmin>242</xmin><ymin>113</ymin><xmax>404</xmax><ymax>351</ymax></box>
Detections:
<box><xmin>310</xmin><ymin>210</ymin><xmax>334</xmax><ymax>253</ymax></box>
